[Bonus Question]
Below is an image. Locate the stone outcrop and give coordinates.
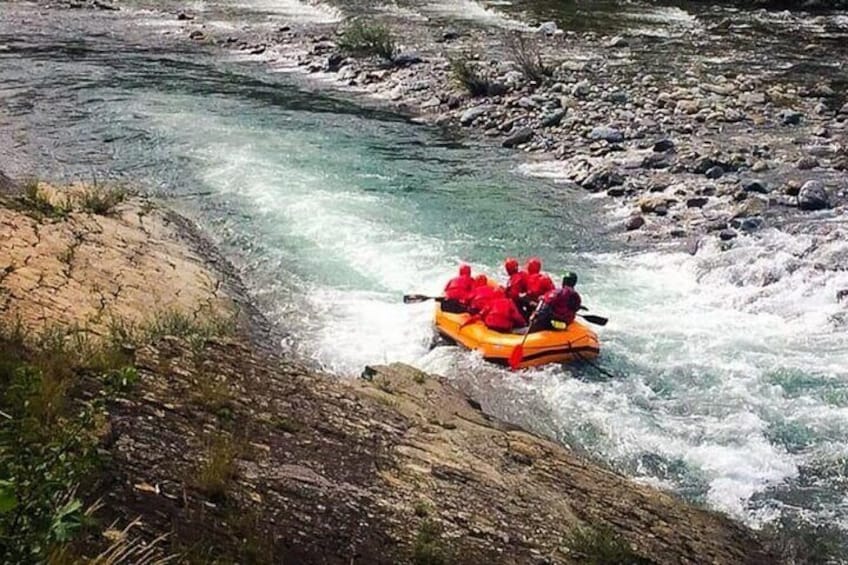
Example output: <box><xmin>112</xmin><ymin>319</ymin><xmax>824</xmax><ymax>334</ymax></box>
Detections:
<box><xmin>0</xmin><ymin>185</ymin><xmax>777</xmax><ymax>563</ymax></box>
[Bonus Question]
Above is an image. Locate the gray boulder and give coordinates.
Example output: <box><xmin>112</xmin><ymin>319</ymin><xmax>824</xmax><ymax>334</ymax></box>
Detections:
<box><xmin>460</xmin><ymin>105</ymin><xmax>494</xmax><ymax>126</ymax></box>
<box><xmin>502</xmin><ymin>128</ymin><xmax>534</xmax><ymax>148</ymax></box>
<box><xmin>589</xmin><ymin>126</ymin><xmax>624</xmax><ymax>143</ymax></box>
<box><xmin>797</xmin><ymin>180</ymin><xmax>830</xmax><ymax>211</ymax></box>
<box><xmin>540</xmin><ymin>109</ymin><xmax>567</xmax><ymax>128</ymax></box>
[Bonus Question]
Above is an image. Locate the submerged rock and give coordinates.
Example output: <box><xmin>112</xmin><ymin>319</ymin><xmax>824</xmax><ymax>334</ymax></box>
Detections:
<box><xmin>626</xmin><ymin>214</ymin><xmax>645</xmax><ymax>230</ymax></box>
<box><xmin>653</xmin><ymin>138</ymin><xmax>675</xmax><ymax>153</ymax></box>
<box><xmin>540</xmin><ymin>109</ymin><xmax>566</xmax><ymax>128</ymax></box>
<box><xmin>742</xmin><ymin>179</ymin><xmax>769</xmax><ymax>194</ymax></box>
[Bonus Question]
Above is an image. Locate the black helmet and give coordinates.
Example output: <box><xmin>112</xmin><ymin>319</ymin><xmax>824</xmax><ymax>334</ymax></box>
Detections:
<box><xmin>562</xmin><ymin>272</ymin><xmax>578</xmax><ymax>287</ymax></box>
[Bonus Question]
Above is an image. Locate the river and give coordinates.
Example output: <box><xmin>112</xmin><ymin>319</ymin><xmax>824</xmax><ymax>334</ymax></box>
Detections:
<box><xmin>2</xmin><ymin>0</ymin><xmax>848</xmax><ymax>552</ymax></box>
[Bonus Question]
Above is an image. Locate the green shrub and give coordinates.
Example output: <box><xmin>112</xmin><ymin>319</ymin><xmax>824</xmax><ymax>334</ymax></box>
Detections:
<box><xmin>565</xmin><ymin>525</ymin><xmax>648</xmax><ymax>564</ymax></box>
<box><xmin>449</xmin><ymin>54</ymin><xmax>492</xmax><ymax>97</ymax></box>
<box><xmin>79</xmin><ymin>185</ymin><xmax>127</xmax><ymax>215</ymax></box>
<box><xmin>412</xmin><ymin>519</ymin><xmax>452</xmax><ymax>565</ymax></box>
<box><xmin>338</xmin><ymin>19</ymin><xmax>397</xmax><ymax>61</ymax></box>
<box><xmin>505</xmin><ymin>32</ymin><xmax>551</xmax><ymax>84</ymax></box>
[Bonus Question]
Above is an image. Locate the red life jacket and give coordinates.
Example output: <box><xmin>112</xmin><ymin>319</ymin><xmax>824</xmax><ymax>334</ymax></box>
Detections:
<box><xmin>505</xmin><ymin>271</ymin><xmax>528</xmax><ymax>300</ymax></box>
<box><xmin>540</xmin><ymin>287</ymin><xmax>582</xmax><ymax>323</ymax></box>
<box><xmin>526</xmin><ymin>273</ymin><xmax>554</xmax><ymax>300</ymax></box>
<box><xmin>444</xmin><ymin>275</ymin><xmax>474</xmax><ymax>303</ymax></box>
<box><xmin>468</xmin><ymin>285</ymin><xmax>504</xmax><ymax>314</ymax></box>
<box><xmin>481</xmin><ymin>297</ymin><xmax>527</xmax><ymax>332</ymax></box>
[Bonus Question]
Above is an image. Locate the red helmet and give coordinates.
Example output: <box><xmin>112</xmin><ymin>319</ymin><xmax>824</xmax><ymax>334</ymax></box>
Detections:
<box><xmin>504</xmin><ymin>257</ymin><xmax>519</xmax><ymax>275</ymax></box>
<box><xmin>474</xmin><ymin>274</ymin><xmax>488</xmax><ymax>287</ymax></box>
<box><xmin>526</xmin><ymin>258</ymin><xmax>542</xmax><ymax>274</ymax></box>
<box><xmin>459</xmin><ymin>264</ymin><xmax>471</xmax><ymax>277</ymax></box>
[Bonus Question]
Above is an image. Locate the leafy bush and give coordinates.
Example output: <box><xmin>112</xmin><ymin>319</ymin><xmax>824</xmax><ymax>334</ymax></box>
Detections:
<box><xmin>565</xmin><ymin>524</ymin><xmax>648</xmax><ymax>564</ymax></box>
<box><xmin>338</xmin><ymin>19</ymin><xmax>397</xmax><ymax>61</ymax></box>
<box><xmin>505</xmin><ymin>32</ymin><xmax>551</xmax><ymax>84</ymax></box>
<box><xmin>449</xmin><ymin>54</ymin><xmax>492</xmax><ymax>97</ymax></box>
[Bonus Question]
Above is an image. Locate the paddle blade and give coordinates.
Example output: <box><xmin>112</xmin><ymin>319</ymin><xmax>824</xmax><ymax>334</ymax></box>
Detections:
<box><xmin>403</xmin><ymin>294</ymin><xmax>433</xmax><ymax>304</ymax></box>
<box><xmin>579</xmin><ymin>314</ymin><xmax>608</xmax><ymax>326</ymax></box>
<box><xmin>508</xmin><ymin>344</ymin><xmax>525</xmax><ymax>371</ymax></box>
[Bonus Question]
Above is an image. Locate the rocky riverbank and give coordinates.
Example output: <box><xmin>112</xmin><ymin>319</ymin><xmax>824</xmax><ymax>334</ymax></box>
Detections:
<box><xmin>164</xmin><ymin>0</ymin><xmax>848</xmax><ymax>251</ymax></box>
<box><xmin>0</xmin><ymin>174</ymin><xmax>784</xmax><ymax>562</ymax></box>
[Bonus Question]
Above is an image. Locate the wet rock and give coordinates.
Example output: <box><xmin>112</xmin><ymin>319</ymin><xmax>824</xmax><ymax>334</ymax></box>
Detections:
<box><xmin>589</xmin><ymin>126</ymin><xmax>624</xmax><ymax>143</ymax></box>
<box><xmin>838</xmin><ymin>289</ymin><xmax>848</xmax><ymax>302</ymax></box>
<box><xmin>742</xmin><ymin>179</ymin><xmax>768</xmax><ymax>194</ymax></box>
<box><xmin>839</xmin><ymin>102</ymin><xmax>848</xmax><ymax>115</ymax></box>
<box><xmin>751</xmin><ymin>160</ymin><xmax>769</xmax><ymax>173</ymax></box>
<box><xmin>572</xmin><ymin>80</ymin><xmax>591</xmax><ymax>98</ymax></box>
<box><xmin>249</xmin><ymin>45</ymin><xmax>266</xmax><ymax>55</ymax></box>
<box><xmin>189</xmin><ymin>30</ymin><xmax>205</xmax><ymax>40</ymax></box>
<box><xmin>705</xmin><ymin>165</ymin><xmax>724</xmax><ymax>179</ymax></box>
<box><xmin>784</xmin><ymin>181</ymin><xmax>802</xmax><ymax>197</ymax></box>
<box><xmin>540</xmin><ymin>109</ymin><xmax>566</xmax><ymax>128</ymax></box>
<box><xmin>740</xmin><ymin>217</ymin><xmax>764</xmax><ymax>232</ymax></box>
<box><xmin>653</xmin><ymin>139</ymin><xmax>675</xmax><ymax>152</ymax></box>
<box><xmin>607</xmin><ymin>186</ymin><xmax>626</xmax><ymax>197</ymax></box>
<box><xmin>460</xmin><ymin>105</ymin><xmax>494</xmax><ymax>126</ymax></box>
<box><xmin>606</xmin><ymin>35</ymin><xmax>628</xmax><ymax>48</ymax></box>
<box><xmin>176</xmin><ymin>11</ymin><xmax>193</xmax><ymax>20</ymax></box>
<box><xmin>393</xmin><ymin>52</ymin><xmax>422</xmax><ymax>67</ymax></box>
<box><xmin>779</xmin><ymin>110</ymin><xmax>803</xmax><ymax>125</ymax></box>
<box><xmin>797</xmin><ymin>180</ymin><xmax>830</xmax><ymax>210</ymax></box>
<box><xmin>686</xmin><ymin>197</ymin><xmax>709</xmax><ymax>208</ymax></box>
<box><xmin>676</xmin><ymin>100</ymin><xmax>700</xmax><ymax>115</ymax></box>
<box><xmin>736</xmin><ymin>197</ymin><xmax>767</xmax><ymax>217</ymax></box>
<box><xmin>692</xmin><ymin>157</ymin><xmax>717</xmax><ymax>175</ymax></box>
<box><xmin>326</xmin><ymin>53</ymin><xmax>345</xmax><ymax>72</ymax></box>
<box><xmin>518</xmin><ymin>97</ymin><xmax>537</xmax><ymax>109</ymax></box>
<box><xmin>641</xmin><ymin>154</ymin><xmax>671</xmax><ymax>169</ymax></box>
<box><xmin>719</xmin><ymin>229</ymin><xmax>738</xmax><ymax>241</ymax></box>
<box><xmin>502</xmin><ymin>128</ymin><xmax>534</xmax><ymax>148</ymax></box>
<box><xmin>797</xmin><ymin>156</ymin><xmax>820</xmax><ymax>170</ymax></box>
<box><xmin>437</xmin><ymin>30</ymin><xmax>460</xmax><ymax>42</ymax></box>
<box><xmin>626</xmin><ymin>215</ymin><xmax>645</xmax><ymax>231</ymax></box>
<box><xmin>486</xmin><ymin>82</ymin><xmax>508</xmax><ymax>97</ymax></box>
<box><xmin>0</xmin><ymin>170</ymin><xmax>17</xmax><ymax>192</ymax></box>
<box><xmin>582</xmin><ymin>169</ymin><xmax>624</xmax><ymax>192</ymax></box>
<box><xmin>537</xmin><ymin>21</ymin><xmax>559</xmax><ymax>35</ymax></box>
<box><xmin>605</xmin><ymin>91</ymin><xmax>628</xmax><ymax>104</ymax></box>
<box><xmin>669</xmin><ymin>228</ymin><xmax>687</xmax><ymax>238</ymax></box>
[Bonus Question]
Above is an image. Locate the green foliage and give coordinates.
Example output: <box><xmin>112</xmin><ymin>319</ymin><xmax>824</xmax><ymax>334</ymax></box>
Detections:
<box><xmin>0</xmin><ymin>359</ymin><xmax>101</xmax><ymax>563</ymax></box>
<box><xmin>338</xmin><ymin>19</ymin><xmax>397</xmax><ymax>61</ymax></box>
<box><xmin>565</xmin><ymin>525</ymin><xmax>648</xmax><ymax>564</ymax></box>
<box><xmin>194</xmin><ymin>435</ymin><xmax>240</xmax><ymax>501</ymax></box>
<box><xmin>412</xmin><ymin>519</ymin><xmax>452</xmax><ymax>565</ymax></box>
<box><xmin>449</xmin><ymin>54</ymin><xmax>492</xmax><ymax>97</ymax></box>
<box><xmin>78</xmin><ymin>185</ymin><xmax>127</xmax><ymax>215</ymax></box>
<box><xmin>103</xmin><ymin>366</ymin><xmax>140</xmax><ymax>395</ymax></box>
<box><xmin>21</xmin><ymin>179</ymin><xmax>69</xmax><ymax>219</ymax></box>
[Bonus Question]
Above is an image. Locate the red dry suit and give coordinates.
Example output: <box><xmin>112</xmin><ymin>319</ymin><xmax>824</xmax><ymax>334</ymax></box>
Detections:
<box><xmin>525</xmin><ymin>258</ymin><xmax>554</xmax><ymax>300</ymax></box>
<box><xmin>468</xmin><ymin>277</ymin><xmax>504</xmax><ymax>314</ymax></box>
<box><xmin>504</xmin><ymin>257</ymin><xmax>528</xmax><ymax>300</ymax></box>
<box><xmin>480</xmin><ymin>296</ymin><xmax>527</xmax><ymax>332</ymax></box>
<box><xmin>444</xmin><ymin>264</ymin><xmax>474</xmax><ymax>303</ymax></box>
<box><xmin>538</xmin><ymin>286</ymin><xmax>582</xmax><ymax>326</ymax></box>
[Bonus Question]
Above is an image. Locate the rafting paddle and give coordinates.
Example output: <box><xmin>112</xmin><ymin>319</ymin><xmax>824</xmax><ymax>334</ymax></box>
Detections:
<box><xmin>403</xmin><ymin>294</ymin><xmax>444</xmax><ymax>304</ymax></box>
<box><xmin>508</xmin><ymin>313</ymin><xmax>537</xmax><ymax>371</ymax></box>
<box><xmin>578</xmin><ymin>313</ymin><xmax>608</xmax><ymax>326</ymax></box>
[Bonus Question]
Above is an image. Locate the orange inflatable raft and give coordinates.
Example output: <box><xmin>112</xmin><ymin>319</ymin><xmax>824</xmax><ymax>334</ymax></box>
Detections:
<box><xmin>433</xmin><ymin>304</ymin><xmax>600</xmax><ymax>369</ymax></box>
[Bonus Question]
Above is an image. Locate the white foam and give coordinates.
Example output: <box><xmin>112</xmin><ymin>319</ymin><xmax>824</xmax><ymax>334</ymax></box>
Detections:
<box><xmin>424</xmin><ymin>0</ymin><xmax>531</xmax><ymax>30</ymax></box>
<box><xmin>235</xmin><ymin>0</ymin><xmax>342</xmax><ymax>23</ymax></box>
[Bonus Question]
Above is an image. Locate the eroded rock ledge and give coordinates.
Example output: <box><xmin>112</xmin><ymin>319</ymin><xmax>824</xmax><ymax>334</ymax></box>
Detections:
<box><xmin>0</xmin><ymin>185</ymin><xmax>775</xmax><ymax>563</ymax></box>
